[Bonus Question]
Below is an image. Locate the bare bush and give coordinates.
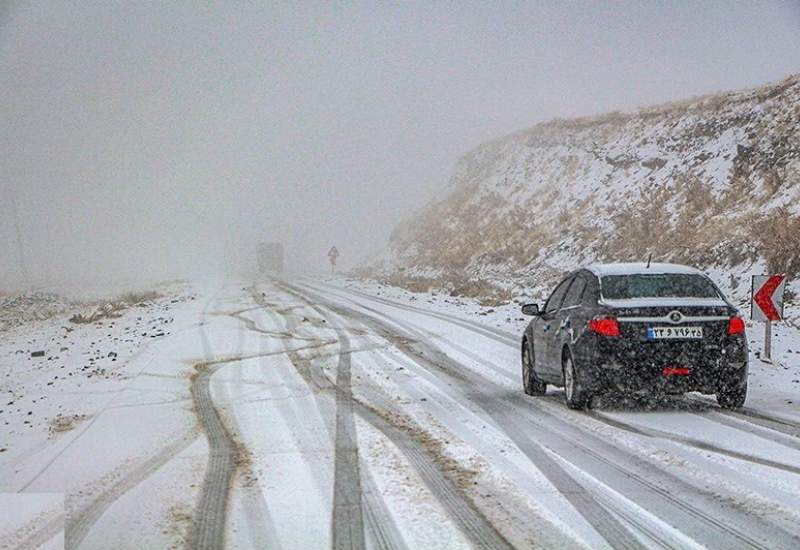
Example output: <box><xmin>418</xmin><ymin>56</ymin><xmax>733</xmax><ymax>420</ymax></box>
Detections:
<box><xmin>69</xmin><ymin>289</ymin><xmax>160</xmax><ymax>324</ymax></box>
<box><xmin>755</xmin><ymin>207</ymin><xmax>800</xmax><ymax>275</ymax></box>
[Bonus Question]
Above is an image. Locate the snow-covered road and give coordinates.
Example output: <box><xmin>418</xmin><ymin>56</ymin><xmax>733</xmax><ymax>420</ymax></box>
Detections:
<box><xmin>2</xmin><ymin>277</ymin><xmax>800</xmax><ymax>549</ymax></box>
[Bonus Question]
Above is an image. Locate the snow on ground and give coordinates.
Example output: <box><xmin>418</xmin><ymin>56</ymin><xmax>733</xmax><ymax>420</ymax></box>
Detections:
<box><xmin>0</xmin><ymin>282</ymin><xmax>205</xmax><ymax>549</ymax></box>
<box><xmin>2</xmin><ymin>275</ymin><xmax>800</xmax><ymax>549</ymax></box>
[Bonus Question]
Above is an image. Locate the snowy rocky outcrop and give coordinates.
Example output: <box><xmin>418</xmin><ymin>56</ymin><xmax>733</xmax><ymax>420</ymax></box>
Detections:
<box><xmin>369</xmin><ymin>75</ymin><xmax>800</xmax><ymax>305</ymax></box>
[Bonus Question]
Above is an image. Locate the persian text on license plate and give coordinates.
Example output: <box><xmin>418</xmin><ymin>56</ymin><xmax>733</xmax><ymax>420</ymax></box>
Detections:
<box><xmin>647</xmin><ymin>326</ymin><xmax>703</xmax><ymax>340</ymax></box>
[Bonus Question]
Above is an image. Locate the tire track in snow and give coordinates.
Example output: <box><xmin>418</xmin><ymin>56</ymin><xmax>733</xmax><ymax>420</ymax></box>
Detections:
<box><xmin>187</xmin><ymin>345</ymin><xmax>336</xmax><ymax>550</ymax></box>
<box><xmin>587</xmin><ymin>411</ymin><xmax>800</xmax><ymax>475</ymax></box>
<box><xmin>699</xmin><ymin>411</ymin><xmax>800</xmax><ymax>452</ymax></box>
<box><xmin>329</xmin><ymin>321</ymin><xmax>367</xmax><ymax>549</ymax></box>
<box><xmin>283</xmin><ymin>328</ymin><xmax>513</xmax><ymax>550</ymax></box>
<box><xmin>187</xmin><ymin>289</ymin><xmax>333</xmax><ymax>550</ymax></box>
<box><xmin>306</xmin><ymin>280</ymin><xmax>517</xmax><ymax>346</ymax></box>
<box><xmin>298</xmin><ymin>281</ymin><xmax>800</xmax><ymax>549</ymax></box>
<box><xmin>263</xmin><ymin>286</ymin><xmax>411</xmax><ymax>550</ymax></box>
<box><xmin>66</xmin><ymin>428</ymin><xmax>200</xmax><ymax>549</ymax></box>
<box><xmin>4</xmin><ymin>509</ymin><xmax>64</xmax><ymax>550</ymax></box>
<box><xmin>256</xmin><ymin>286</ymin><xmax>414</xmax><ymax>550</ymax></box>
<box><xmin>288</xmin><ymin>283</ymin><xmax>642</xmax><ymax>549</ymax></box>
<box><xmin>186</xmin><ymin>297</ymin><xmax>239</xmax><ymax>550</ymax></box>
<box><xmin>219</xmin><ymin>304</ymin><xmax>284</xmax><ymax>550</ymax></box>
<box><xmin>687</xmin><ymin>395</ymin><xmax>800</xmax><ymax>440</ymax></box>
<box><xmin>274</xmin><ymin>282</ymin><xmax>514</xmax><ymax>550</ymax></box>
<box><xmin>250</xmin><ymin>287</ymin><xmax>368</xmax><ymax>549</ymax></box>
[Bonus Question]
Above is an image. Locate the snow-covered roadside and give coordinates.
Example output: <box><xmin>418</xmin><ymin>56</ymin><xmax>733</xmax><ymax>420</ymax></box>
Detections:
<box><xmin>0</xmin><ymin>282</ymin><xmax>207</xmax><ymax>549</ymax></box>
<box><xmin>1</xmin><ymin>284</ymin><xmax>193</xmax><ymax>487</ymax></box>
<box><xmin>322</xmin><ymin>274</ymin><xmax>800</xmax><ymax>422</ymax></box>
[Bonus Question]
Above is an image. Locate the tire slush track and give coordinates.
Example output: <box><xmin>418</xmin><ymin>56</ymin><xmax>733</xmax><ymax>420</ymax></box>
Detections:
<box><xmin>275</xmin><ymin>282</ymin><xmax>514</xmax><ymax>550</ymax></box>
<box><xmin>254</xmin><ymin>290</ymin><xmax>405</xmax><ymax>550</ymax></box>
<box><xmin>187</xmin><ymin>287</ymin><xmax>329</xmax><ymax>550</ymax></box>
<box><xmin>222</xmin><ymin>303</ymin><xmax>284</xmax><ymax>550</ymax></box>
<box><xmin>284</xmin><ymin>328</ymin><xmax>513</xmax><ymax>550</ymax></box>
<box><xmin>188</xmin><ymin>289</ymin><xmax>246</xmax><ymax>550</ymax></box>
<box><xmin>689</xmin><ymin>396</ymin><xmax>800</xmax><ymax>439</ymax></box>
<box><xmin>306</xmin><ymin>280</ymin><xmax>516</xmax><ymax>346</ymax></box>
<box><xmin>698</xmin><ymin>411</ymin><xmax>800</xmax><ymax>452</ymax></box>
<box><xmin>187</xmin><ymin>361</ymin><xmax>237</xmax><ymax>549</ymax></box>
<box><xmin>294</xmin><ymin>282</ymin><xmax>797</xmax><ymax>550</ymax></box>
<box><xmin>6</xmin><ymin>510</ymin><xmax>64</xmax><ymax>550</ymax></box>
<box><xmin>587</xmin><ymin>411</ymin><xmax>800</xmax><ymax>475</ymax></box>
<box><xmin>187</xmin><ymin>345</ymin><xmax>335</xmax><ymax>550</ymax></box>
<box><xmin>330</xmin><ymin>324</ymin><xmax>367</xmax><ymax>550</ymax></box>
<box><xmin>251</xmin><ymin>287</ymin><xmax>366</xmax><ymax>549</ymax></box>
<box><xmin>66</xmin><ymin>429</ymin><xmax>199</xmax><ymax>549</ymax></box>
<box><xmin>291</xmin><ymin>283</ymin><xmax>645</xmax><ymax>548</ymax></box>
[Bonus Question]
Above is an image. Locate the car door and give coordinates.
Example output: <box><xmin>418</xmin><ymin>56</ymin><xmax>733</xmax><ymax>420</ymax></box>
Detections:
<box><xmin>551</xmin><ymin>273</ymin><xmax>588</xmax><ymax>374</ymax></box>
<box><xmin>533</xmin><ymin>275</ymin><xmax>573</xmax><ymax>379</ymax></box>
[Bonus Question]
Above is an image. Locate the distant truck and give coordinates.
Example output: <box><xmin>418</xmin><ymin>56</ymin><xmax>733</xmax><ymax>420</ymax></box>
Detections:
<box><xmin>257</xmin><ymin>242</ymin><xmax>284</xmax><ymax>274</ymax></box>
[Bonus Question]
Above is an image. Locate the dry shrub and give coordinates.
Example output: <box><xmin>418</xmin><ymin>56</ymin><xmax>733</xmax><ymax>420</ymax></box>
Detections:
<box><xmin>755</xmin><ymin>207</ymin><xmax>800</xmax><ymax>275</ymax></box>
<box><xmin>447</xmin><ymin>279</ymin><xmax>512</xmax><ymax>307</ymax></box>
<box><xmin>69</xmin><ymin>289</ymin><xmax>160</xmax><ymax>324</ymax></box>
<box><xmin>116</xmin><ymin>290</ymin><xmax>160</xmax><ymax>305</ymax></box>
<box><xmin>69</xmin><ymin>302</ymin><xmax>127</xmax><ymax>324</ymax></box>
<box><xmin>381</xmin><ymin>274</ymin><xmax>438</xmax><ymax>294</ymax></box>
<box><xmin>601</xmin><ymin>182</ymin><xmax>673</xmax><ymax>261</ymax></box>
<box><xmin>380</xmin><ymin>272</ymin><xmax>511</xmax><ymax>306</ymax></box>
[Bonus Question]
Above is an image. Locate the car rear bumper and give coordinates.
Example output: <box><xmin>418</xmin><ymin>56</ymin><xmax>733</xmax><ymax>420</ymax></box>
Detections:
<box><xmin>574</xmin><ymin>337</ymin><xmax>748</xmax><ymax>395</ymax></box>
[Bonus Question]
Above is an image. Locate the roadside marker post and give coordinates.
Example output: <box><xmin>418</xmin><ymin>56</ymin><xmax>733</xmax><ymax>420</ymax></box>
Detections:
<box><xmin>751</xmin><ymin>274</ymin><xmax>787</xmax><ymax>361</ymax></box>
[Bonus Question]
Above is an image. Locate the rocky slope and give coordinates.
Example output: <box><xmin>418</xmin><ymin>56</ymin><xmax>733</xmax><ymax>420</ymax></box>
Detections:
<box><xmin>368</xmin><ymin>75</ymin><xmax>800</xmax><ymax>305</ymax></box>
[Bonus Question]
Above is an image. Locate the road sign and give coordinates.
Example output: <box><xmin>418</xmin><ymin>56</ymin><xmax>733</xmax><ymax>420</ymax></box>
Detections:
<box><xmin>751</xmin><ymin>274</ymin><xmax>787</xmax><ymax>362</ymax></box>
<box><xmin>328</xmin><ymin>246</ymin><xmax>339</xmax><ymax>274</ymax></box>
<box><xmin>751</xmin><ymin>274</ymin><xmax>786</xmax><ymax>321</ymax></box>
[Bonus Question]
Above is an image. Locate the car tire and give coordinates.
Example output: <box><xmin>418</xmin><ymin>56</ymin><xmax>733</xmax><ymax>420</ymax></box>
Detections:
<box><xmin>522</xmin><ymin>341</ymin><xmax>547</xmax><ymax>396</ymax></box>
<box><xmin>562</xmin><ymin>349</ymin><xmax>590</xmax><ymax>409</ymax></box>
<box><xmin>716</xmin><ymin>382</ymin><xmax>747</xmax><ymax>409</ymax></box>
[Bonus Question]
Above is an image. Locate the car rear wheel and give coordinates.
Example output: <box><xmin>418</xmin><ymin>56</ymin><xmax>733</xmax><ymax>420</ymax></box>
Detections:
<box><xmin>716</xmin><ymin>382</ymin><xmax>747</xmax><ymax>409</ymax></box>
<box><xmin>562</xmin><ymin>350</ymin><xmax>590</xmax><ymax>409</ymax></box>
<box><xmin>522</xmin><ymin>342</ymin><xmax>546</xmax><ymax>396</ymax></box>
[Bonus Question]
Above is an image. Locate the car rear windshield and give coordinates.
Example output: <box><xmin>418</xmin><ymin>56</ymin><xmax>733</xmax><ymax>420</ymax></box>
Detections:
<box><xmin>600</xmin><ymin>274</ymin><xmax>721</xmax><ymax>300</ymax></box>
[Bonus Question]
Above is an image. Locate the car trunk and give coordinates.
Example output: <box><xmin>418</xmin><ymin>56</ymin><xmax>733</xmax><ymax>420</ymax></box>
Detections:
<box><xmin>610</xmin><ymin>304</ymin><xmax>732</xmax><ymax>364</ymax></box>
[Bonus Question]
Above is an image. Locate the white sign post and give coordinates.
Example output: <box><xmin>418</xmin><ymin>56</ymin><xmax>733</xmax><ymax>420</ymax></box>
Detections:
<box><xmin>751</xmin><ymin>274</ymin><xmax>787</xmax><ymax>361</ymax></box>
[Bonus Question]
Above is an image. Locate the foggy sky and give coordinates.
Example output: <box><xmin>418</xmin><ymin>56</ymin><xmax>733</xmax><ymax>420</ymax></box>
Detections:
<box><xmin>2</xmin><ymin>1</ymin><xmax>799</xmax><ymax>289</ymax></box>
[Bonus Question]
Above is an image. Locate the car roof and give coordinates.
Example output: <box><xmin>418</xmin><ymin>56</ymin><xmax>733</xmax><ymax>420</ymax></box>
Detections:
<box><xmin>585</xmin><ymin>262</ymin><xmax>704</xmax><ymax>277</ymax></box>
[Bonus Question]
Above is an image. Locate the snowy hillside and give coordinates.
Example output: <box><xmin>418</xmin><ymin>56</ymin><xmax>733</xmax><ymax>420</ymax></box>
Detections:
<box><xmin>369</xmin><ymin>75</ymin><xmax>800</xmax><ymax>307</ymax></box>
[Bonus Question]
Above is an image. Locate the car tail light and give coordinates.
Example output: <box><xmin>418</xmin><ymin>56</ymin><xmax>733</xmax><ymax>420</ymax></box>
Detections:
<box><xmin>588</xmin><ymin>317</ymin><xmax>621</xmax><ymax>337</ymax></box>
<box><xmin>727</xmin><ymin>316</ymin><xmax>746</xmax><ymax>335</ymax></box>
<box><xmin>663</xmin><ymin>367</ymin><xmax>691</xmax><ymax>376</ymax></box>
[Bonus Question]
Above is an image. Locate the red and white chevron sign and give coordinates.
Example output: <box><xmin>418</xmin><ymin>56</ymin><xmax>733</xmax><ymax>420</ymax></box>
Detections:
<box><xmin>751</xmin><ymin>274</ymin><xmax>787</xmax><ymax>322</ymax></box>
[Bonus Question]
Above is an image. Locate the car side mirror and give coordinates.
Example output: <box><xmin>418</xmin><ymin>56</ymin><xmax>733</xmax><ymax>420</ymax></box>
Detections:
<box><xmin>521</xmin><ymin>303</ymin><xmax>540</xmax><ymax>316</ymax></box>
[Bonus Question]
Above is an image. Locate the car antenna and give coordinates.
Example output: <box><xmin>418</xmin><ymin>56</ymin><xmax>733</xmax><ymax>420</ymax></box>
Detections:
<box><xmin>646</xmin><ymin>253</ymin><xmax>652</xmax><ymax>269</ymax></box>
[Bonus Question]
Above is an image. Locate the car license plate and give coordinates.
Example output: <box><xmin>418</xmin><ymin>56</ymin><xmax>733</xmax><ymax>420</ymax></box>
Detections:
<box><xmin>647</xmin><ymin>326</ymin><xmax>703</xmax><ymax>340</ymax></box>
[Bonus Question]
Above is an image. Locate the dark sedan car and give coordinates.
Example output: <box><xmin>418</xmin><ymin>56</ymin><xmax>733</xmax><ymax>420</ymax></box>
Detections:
<box><xmin>521</xmin><ymin>263</ymin><xmax>748</xmax><ymax>409</ymax></box>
